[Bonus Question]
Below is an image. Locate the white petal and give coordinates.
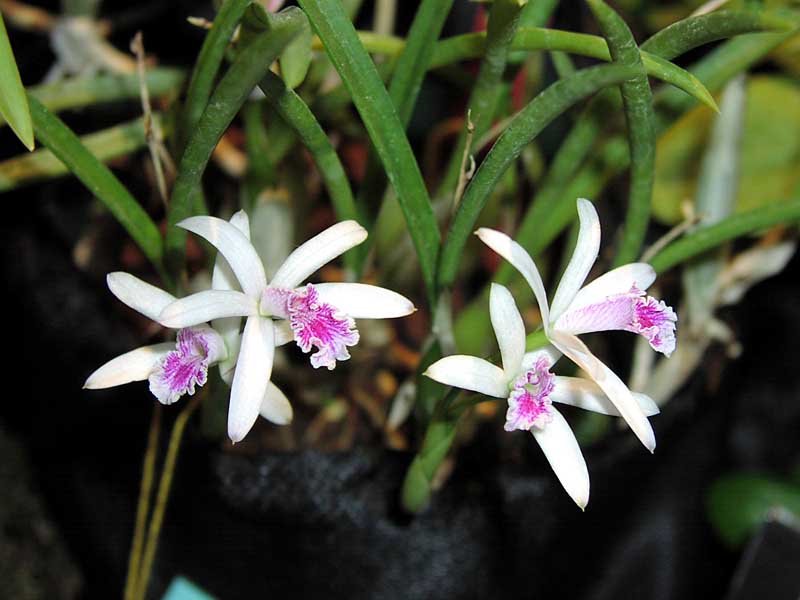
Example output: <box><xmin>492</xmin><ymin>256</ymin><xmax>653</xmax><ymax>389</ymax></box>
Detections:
<box><xmin>259</xmin><ymin>381</ymin><xmax>293</xmax><ymax>425</ymax></box>
<box><xmin>107</xmin><ymin>272</ymin><xmax>176</xmax><ymax>321</ymax></box>
<box><xmin>83</xmin><ymin>343</ymin><xmax>173</xmax><ymax>389</ymax></box>
<box><xmin>312</xmin><ymin>283</ymin><xmax>415</xmax><ymax>318</ymax></box>
<box><xmin>270</xmin><ymin>220</ymin><xmax>367</xmax><ymax>289</ymax></box>
<box><xmin>551</xmin><ymin>376</ymin><xmax>660</xmax><ymax>416</ymax></box>
<box><xmin>521</xmin><ymin>345</ymin><xmax>562</xmax><ymax>371</ymax></box>
<box><xmin>567</xmin><ymin>263</ymin><xmax>656</xmax><ymax>314</ymax></box>
<box><xmin>476</xmin><ymin>228</ymin><xmax>550</xmax><ymax>329</ymax></box>
<box><xmin>179</xmin><ymin>215</ymin><xmax>267</xmax><ymax>298</ymax></box>
<box><xmin>550</xmin><ymin>198</ymin><xmax>601</xmax><ymax>322</ymax></box>
<box><xmin>158</xmin><ymin>290</ymin><xmax>257</xmax><ymax>328</ymax></box>
<box><xmin>489</xmin><ymin>284</ymin><xmax>525</xmax><ymax>376</ymax></box>
<box><xmin>273</xmin><ymin>320</ymin><xmax>294</xmax><ymax>346</ymax></box>
<box><xmin>228</xmin><ymin>316</ymin><xmax>275</xmax><ymax>443</ymax></box>
<box><xmin>210</xmin><ymin>213</ymin><xmax>251</xmax><ymax>380</ymax></box>
<box><xmin>228</xmin><ymin>210</ymin><xmax>251</xmax><ymax>238</ymax></box>
<box><xmin>532</xmin><ymin>407</ymin><xmax>590</xmax><ymax>510</ymax></box>
<box><xmin>550</xmin><ymin>330</ymin><xmax>656</xmax><ymax>452</ymax></box>
<box><xmin>424</xmin><ymin>355</ymin><xmax>507</xmax><ymax>398</ymax></box>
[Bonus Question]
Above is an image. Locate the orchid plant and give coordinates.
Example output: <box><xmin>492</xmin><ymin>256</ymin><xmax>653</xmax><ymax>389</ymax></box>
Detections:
<box><xmin>475</xmin><ymin>198</ymin><xmax>677</xmax><ymax>453</ymax></box>
<box><xmin>86</xmin><ymin>210</ymin><xmax>416</xmax><ymax>443</ymax></box>
<box><xmin>425</xmin><ymin>283</ymin><xmax>659</xmax><ymax>508</ymax></box>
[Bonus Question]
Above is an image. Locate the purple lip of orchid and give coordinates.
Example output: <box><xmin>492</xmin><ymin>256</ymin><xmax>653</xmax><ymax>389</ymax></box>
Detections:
<box><xmin>504</xmin><ymin>356</ymin><xmax>556</xmax><ymax>432</ymax></box>
<box><xmin>148</xmin><ymin>326</ymin><xmax>226</xmax><ymax>405</ymax></box>
<box><xmin>630</xmin><ymin>294</ymin><xmax>677</xmax><ymax>356</ymax></box>
<box><xmin>263</xmin><ymin>284</ymin><xmax>360</xmax><ymax>370</ymax></box>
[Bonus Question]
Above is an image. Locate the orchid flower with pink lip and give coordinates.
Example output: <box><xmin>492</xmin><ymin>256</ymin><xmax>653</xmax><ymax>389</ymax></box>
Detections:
<box><xmin>82</xmin><ymin>272</ymin><xmax>230</xmax><ymax>406</ymax></box>
<box><xmin>476</xmin><ymin>198</ymin><xmax>677</xmax><ymax>453</ymax></box>
<box><xmin>83</xmin><ymin>213</ymin><xmax>294</xmax><ymax>430</ymax></box>
<box><xmin>424</xmin><ymin>284</ymin><xmax>659</xmax><ymax>508</ymax></box>
<box><xmin>157</xmin><ymin>214</ymin><xmax>416</xmax><ymax>442</ymax></box>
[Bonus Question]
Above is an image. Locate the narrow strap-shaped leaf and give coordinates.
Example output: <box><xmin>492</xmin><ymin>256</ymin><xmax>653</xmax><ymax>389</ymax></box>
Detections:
<box><xmin>28</xmin><ymin>96</ymin><xmax>164</xmax><ymax>271</ymax></box>
<box><xmin>178</xmin><ymin>0</ymin><xmax>251</xmax><ymax>150</ymax></box>
<box><xmin>657</xmin><ymin>30</ymin><xmax>796</xmax><ymax>118</ymax></box>
<box><xmin>641</xmin><ymin>9</ymin><xmax>795</xmax><ymax>60</ymax></box>
<box><xmin>298</xmin><ymin>0</ymin><xmax>440</xmax><ymax>304</ymax></box>
<box><xmin>0</xmin><ymin>13</ymin><xmax>33</xmax><ymax>150</ymax></box>
<box><xmin>433</xmin><ymin>29</ymin><xmax>717</xmax><ymax>110</ymax></box>
<box><xmin>437</xmin><ymin>63</ymin><xmax>641</xmax><ymax>289</ymax></box>
<box><xmin>649</xmin><ymin>200</ymin><xmax>800</xmax><ymax>274</ymax></box>
<box><xmin>355</xmin><ymin>0</ymin><xmax>454</xmax><ymax>235</ymax></box>
<box><xmin>436</xmin><ymin>0</ymin><xmax>526</xmax><ymax>201</ymax></box>
<box><xmin>587</xmin><ymin>0</ymin><xmax>656</xmax><ymax>267</ymax></box>
<box><xmin>5</xmin><ymin>69</ymin><xmax>186</xmax><ymax>128</ymax></box>
<box><xmin>257</xmin><ymin>71</ymin><xmax>361</xmax><ymax>270</ymax></box>
<box><xmin>0</xmin><ymin>114</ymin><xmax>168</xmax><ymax>190</ymax></box>
<box><xmin>166</xmin><ymin>8</ymin><xmax>305</xmax><ymax>277</ymax></box>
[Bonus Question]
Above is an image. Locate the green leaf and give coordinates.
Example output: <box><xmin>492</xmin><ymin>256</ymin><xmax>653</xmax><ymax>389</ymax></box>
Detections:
<box><xmin>0</xmin><ymin>13</ymin><xmax>33</xmax><ymax>150</ymax></box>
<box><xmin>707</xmin><ymin>474</ymin><xmax>800</xmax><ymax>548</ymax></box>
<box><xmin>0</xmin><ymin>114</ymin><xmax>168</xmax><ymax>191</ymax></box>
<box><xmin>641</xmin><ymin>9</ymin><xmax>796</xmax><ymax>61</ymax></box>
<box><xmin>178</xmin><ymin>0</ymin><xmax>251</xmax><ymax>151</ymax></box>
<box><xmin>257</xmin><ymin>71</ymin><xmax>361</xmax><ymax>271</ymax></box>
<box><xmin>437</xmin><ymin>63</ymin><xmax>642</xmax><ymax>290</ymax></box>
<box><xmin>5</xmin><ymin>69</ymin><xmax>186</xmax><ymax>127</ymax></box>
<box><xmin>354</xmin><ymin>0</ymin><xmax>455</xmax><ymax>240</ymax></box>
<box><xmin>649</xmin><ymin>198</ymin><xmax>800</xmax><ymax>274</ymax></box>
<box><xmin>298</xmin><ymin>0</ymin><xmax>441</xmax><ymax>305</ymax></box>
<box><xmin>436</xmin><ymin>0</ymin><xmax>527</xmax><ymax>201</ymax></box>
<box><xmin>27</xmin><ymin>96</ymin><xmax>164</xmax><ymax>273</ymax></box>
<box><xmin>166</xmin><ymin>8</ymin><xmax>305</xmax><ymax>278</ymax></box>
<box><xmin>279</xmin><ymin>13</ymin><xmax>313</xmax><ymax>89</ymax></box>
<box><xmin>587</xmin><ymin>0</ymin><xmax>656</xmax><ymax>267</ymax></box>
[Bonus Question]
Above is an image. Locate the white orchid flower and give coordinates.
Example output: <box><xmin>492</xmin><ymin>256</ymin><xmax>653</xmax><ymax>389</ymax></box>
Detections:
<box><xmin>476</xmin><ymin>198</ymin><xmax>677</xmax><ymax>453</ymax></box>
<box><xmin>83</xmin><ymin>213</ymin><xmax>292</xmax><ymax>432</ymax></box>
<box><xmin>425</xmin><ymin>284</ymin><xmax>659</xmax><ymax>508</ymax></box>
<box><xmin>82</xmin><ymin>273</ymin><xmax>228</xmax><ymax>406</ymax></box>
<box><xmin>157</xmin><ymin>213</ymin><xmax>415</xmax><ymax>442</ymax></box>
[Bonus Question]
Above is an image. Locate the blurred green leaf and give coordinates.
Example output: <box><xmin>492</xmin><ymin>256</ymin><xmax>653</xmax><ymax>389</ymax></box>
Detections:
<box><xmin>0</xmin><ymin>114</ymin><xmax>167</xmax><ymax>191</ymax></box>
<box><xmin>298</xmin><ymin>0</ymin><xmax>441</xmax><ymax>305</ymax></box>
<box><xmin>28</xmin><ymin>96</ymin><xmax>165</xmax><ymax>274</ymax></box>
<box><xmin>279</xmin><ymin>12</ymin><xmax>312</xmax><ymax>89</ymax></box>
<box><xmin>167</xmin><ymin>8</ymin><xmax>305</xmax><ymax>278</ymax></box>
<box><xmin>707</xmin><ymin>474</ymin><xmax>800</xmax><ymax>548</ymax></box>
<box><xmin>654</xmin><ymin>76</ymin><xmax>800</xmax><ymax>224</ymax></box>
<box><xmin>0</xmin><ymin>13</ymin><xmax>33</xmax><ymax>150</ymax></box>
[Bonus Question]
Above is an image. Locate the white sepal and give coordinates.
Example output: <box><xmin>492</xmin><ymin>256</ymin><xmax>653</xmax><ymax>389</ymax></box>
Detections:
<box><xmin>270</xmin><ymin>220</ymin><xmax>367</xmax><ymax>289</ymax></box>
<box><xmin>259</xmin><ymin>381</ymin><xmax>293</xmax><ymax>425</ymax></box>
<box><xmin>424</xmin><ymin>355</ymin><xmax>507</xmax><ymax>399</ymax></box>
<box><xmin>531</xmin><ymin>407</ymin><xmax>590</xmax><ymax>510</ymax></box>
<box><xmin>489</xmin><ymin>284</ymin><xmax>525</xmax><ymax>377</ymax></box>
<box><xmin>178</xmin><ymin>215</ymin><xmax>267</xmax><ymax>298</ymax></box>
<box><xmin>550</xmin><ymin>330</ymin><xmax>656</xmax><ymax>453</ymax></box>
<box><xmin>475</xmin><ymin>228</ymin><xmax>550</xmax><ymax>329</ymax></box>
<box><xmin>228</xmin><ymin>316</ymin><xmax>275</xmax><ymax>443</ymax></box>
<box><xmin>551</xmin><ymin>376</ymin><xmax>660</xmax><ymax>417</ymax></box>
<box><xmin>550</xmin><ymin>198</ymin><xmax>601</xmax><ymax>322</ymax></box>
<box><xmin>158</xmin><ymin>290</ymin><xmax>257</xmax><ymax>328</ymax></box>
<box><xmin>83</xmin><ymin>343</ymin><xmax>173</xmax><ymax>389</ymax></box>
<box><xmin>312</xmin><ymin>283</ymin><xmax>415</xmax><ymax>318</ymax></box>
<box><xmin>566</xmin><ymin>263</ymin><xmax>656</xmax><ymax>314</ymax></box>
<box><xmin>107</xmin><ymin>272</ymin><xmax>176</xmax><ymax>321</ymax></box>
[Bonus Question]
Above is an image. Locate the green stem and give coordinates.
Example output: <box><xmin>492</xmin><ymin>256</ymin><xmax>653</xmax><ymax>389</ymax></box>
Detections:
<box><xmin>123</xmin><ymin>404</ymin><xmax>161</xmax><ymax>600</ymax></box>
<box><xmin>134</xmin><ymin>394</ymin><xmax>203</xmax><ymax>600</ymax></box>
